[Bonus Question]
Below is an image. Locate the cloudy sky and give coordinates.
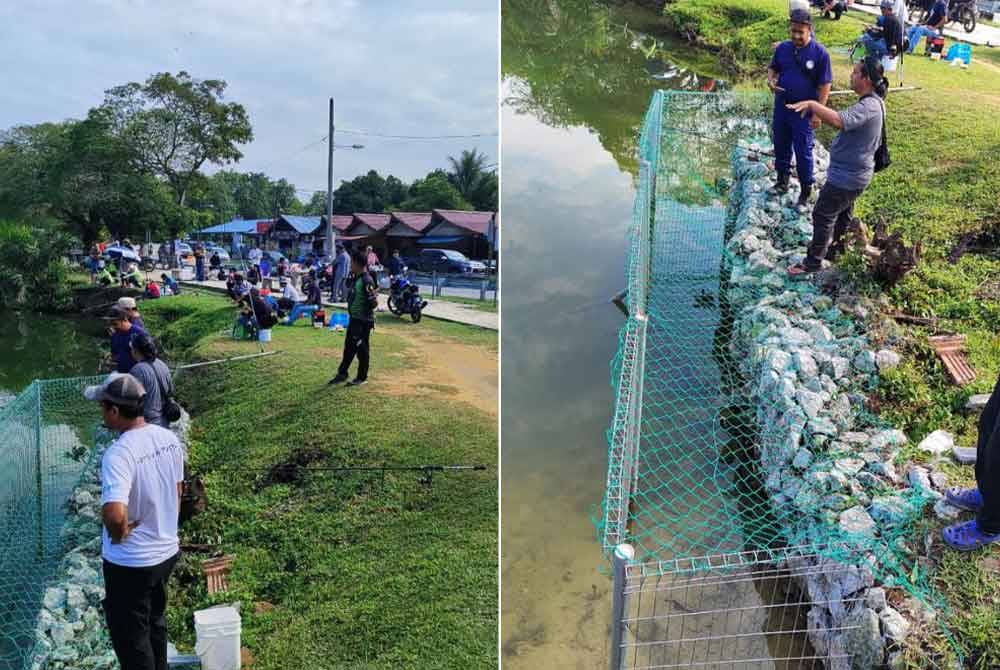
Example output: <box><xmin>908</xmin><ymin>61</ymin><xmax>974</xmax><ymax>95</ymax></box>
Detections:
<box><xmin>0</xmin><ymin>1</ymin><xmax>498</xmax><ymax>200</ymax></box>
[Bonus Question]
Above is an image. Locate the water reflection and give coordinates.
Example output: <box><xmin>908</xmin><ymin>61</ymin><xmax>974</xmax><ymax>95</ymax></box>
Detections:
<box><xmin>501</xmin><ymin>1</ymin><xmax>729</xmax><ymax>667</ymax></box>
<box><xmin>0</xmin><ymin>311</ymin><xmax>104</xmax><ymax>396</ymax></box>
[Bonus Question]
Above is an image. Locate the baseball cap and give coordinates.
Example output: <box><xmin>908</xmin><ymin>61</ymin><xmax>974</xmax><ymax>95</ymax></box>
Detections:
<box><xmin>880</xmin><ymin>0</ymin><xmax>893</xmax><ymax>7</ymax></box>
<box><xmin>83</xmin><ymin>373</ymin><xmax>146</xmax><ymax>408</ymax></box>
<box><xmin>790</xmin><ymin>8</ymin><xmax>812</xmax><ymax>24</ymax></box>
<box><xmin>117</xmin><ymin>297</ymin><xmax>137</xmax><ymax>309</ymax></box>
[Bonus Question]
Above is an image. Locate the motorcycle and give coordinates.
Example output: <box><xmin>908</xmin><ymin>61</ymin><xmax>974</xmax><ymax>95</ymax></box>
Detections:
<box><xmin>907</xmin><ymin>0</ymin><xmax>977</xmax><ymax>32</ymax></box>
<box><xmin>387</xmin><ymin>272</ymin><xmax>427</xmax><ymax>323</ymax></box>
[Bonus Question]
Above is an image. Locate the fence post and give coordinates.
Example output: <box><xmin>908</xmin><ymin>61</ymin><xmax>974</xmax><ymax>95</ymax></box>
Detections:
<box><xmin>432</xmin><ymin>270</ymin><xmax>438</xmax><ymax>297</ymax></box>
<box><xmin>479</xmin><ymin>279</ymin><xmax>486</xmax><ymax>301</ymax></box>
<box><xmin>35</xmin><ymin>382</ymin><xmax>44</xmax><ymax>559</ymax></box>
<box><xmin>609</xmin><ymin>543</ymin><xmax>635</xmax><ymax>670</ymax></box>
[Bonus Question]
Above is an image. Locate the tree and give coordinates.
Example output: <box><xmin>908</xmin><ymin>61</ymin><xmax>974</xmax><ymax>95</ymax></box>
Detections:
<box><xmin>97</xmin><ymin>71</ymin><xmax>253</xmax><ymax>207</ymax></box>
<box><xmin>331</xmin><ymin>170</ymin><xmax>409</xmax><ymax>214</ymax></box>
<box><xmin>446</xmin><ymin>149</ymin><xmax>497</xmax><ymax>211</ymax></box>
<box><xmin>399</xmin><ymin>171</ymin><xmax>472</xmax><ymax>211</ymax></box>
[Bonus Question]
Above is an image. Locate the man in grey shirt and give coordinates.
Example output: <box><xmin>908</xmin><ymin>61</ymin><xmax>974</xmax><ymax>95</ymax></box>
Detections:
<box><xmin>127</xmin><ymin>332</ymin><xmax>175</xmax><ymax>427</ymax></box>
<box><xmin>786</xmin><ymin>55</ymin><xmax>887</xmax><ymax>277</ymax></box>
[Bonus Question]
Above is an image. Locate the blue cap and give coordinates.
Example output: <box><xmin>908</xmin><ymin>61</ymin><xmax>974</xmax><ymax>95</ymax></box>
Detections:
<box><xmin>789</xmin><ymin>8</ymin><xmax>813</xmax><ymax>24</ymax></box>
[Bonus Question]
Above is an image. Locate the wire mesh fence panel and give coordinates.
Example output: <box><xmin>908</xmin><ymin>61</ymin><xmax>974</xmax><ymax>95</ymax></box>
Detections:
<box><xmin>616</xmin><ymin>550</ymin><xmax>869</xmax><ymax>670</ymax></box>
<box><xmin>0</xmin><ymin>376</ymin><xmax>103</xmax><ymax>670</ymax></box>
<box><xmin>600</xmin><ymin>91</ymin><xmax>959</xmax><ymax>669</ymax></box>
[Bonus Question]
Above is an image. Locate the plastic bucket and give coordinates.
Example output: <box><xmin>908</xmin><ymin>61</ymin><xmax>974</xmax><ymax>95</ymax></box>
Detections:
<box><xmin>258</xmin><ymin>329</ymin><xmax>272</xmax><ymax>343</ymax></box>
<box><xmin>194</xmin><ymin>606</ymin><xmax>241</xmax><ymax>670</ymax></box>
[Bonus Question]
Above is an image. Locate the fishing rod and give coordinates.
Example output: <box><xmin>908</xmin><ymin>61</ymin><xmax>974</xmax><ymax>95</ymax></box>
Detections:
<box><xmin>213</xmin><ymin>463</ymin><xmax>489</xmax><ymax>488</ymax></box>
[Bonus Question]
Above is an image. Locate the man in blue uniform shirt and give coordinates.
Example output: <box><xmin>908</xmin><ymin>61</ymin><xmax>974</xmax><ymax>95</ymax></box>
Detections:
<box><xmin>767</xmin><ymin>9</ymin><xmax>832</xmax><ymax>208</ymax></box>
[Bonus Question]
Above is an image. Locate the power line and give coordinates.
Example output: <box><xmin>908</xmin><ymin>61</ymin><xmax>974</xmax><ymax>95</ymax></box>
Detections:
<box><xmin>339</xmin><ymin>128</ymin><xmax>498</xmax><ymax>140</ymax></box>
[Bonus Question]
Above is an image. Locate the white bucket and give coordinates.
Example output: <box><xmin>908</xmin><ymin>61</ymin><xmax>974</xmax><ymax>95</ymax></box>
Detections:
<box><xmin>194</xmin><ymin>606</ymin><xmax>242</xmax><ymax>670</ymax></box>
<box><xmin>258</xmin><ymin>329</ymin><xmax>272</xmax><ymax>342</ymax></box>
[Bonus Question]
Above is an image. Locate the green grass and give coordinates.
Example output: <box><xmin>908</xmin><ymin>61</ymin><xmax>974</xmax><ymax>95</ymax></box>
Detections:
<box><xmin>661</xmin><ymin>0</ymin><xmax>863</xmax><ymax>72</ymax></box>
<box><xmin>139</xmin><ymin>294</ymin><xmax>498</xmax><ymax>670</ymax></box>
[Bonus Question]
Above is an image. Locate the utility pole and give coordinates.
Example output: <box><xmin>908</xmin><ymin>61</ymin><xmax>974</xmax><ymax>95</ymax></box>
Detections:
<box><xmin>325</xmin><ymin>97</ymin><xmax>335</xmax><ymax>258</ymax></box>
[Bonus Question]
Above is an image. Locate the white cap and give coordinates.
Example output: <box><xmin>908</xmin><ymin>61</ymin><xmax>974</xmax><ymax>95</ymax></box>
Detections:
<box><xmin>117</xmin><ymin>297</ymin><xmax>137</xmax><ymax>309</ymax></box>
<box><xmin>83</xmin><ymin>372</ymin><xmax>147</xmax><ymax>408</ymax></box>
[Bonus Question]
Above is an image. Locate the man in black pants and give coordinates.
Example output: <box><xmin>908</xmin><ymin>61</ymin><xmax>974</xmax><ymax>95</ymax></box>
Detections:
<box><xmin>944</xmin><ymin>374</ymin><xmax>1000</xmax><ymax>550</ymax></box>
<box><xmin>84</xmin><ymin>373</ymin><xmax>185</xmax><ymax>670</ymax></box>
<box><xmin>328</xmin><ymin>250</ymin><xmax>377</xmax><ymax>387</ymax></box>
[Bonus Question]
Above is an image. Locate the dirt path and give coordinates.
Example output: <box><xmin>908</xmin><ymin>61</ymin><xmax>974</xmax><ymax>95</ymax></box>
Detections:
<box><xmin>385</xmin><ymin>332</ymin><xmax>498</xmax><ymax>417</ymax></box>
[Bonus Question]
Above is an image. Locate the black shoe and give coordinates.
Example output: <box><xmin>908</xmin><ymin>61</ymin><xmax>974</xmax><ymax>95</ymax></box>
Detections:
<box><xmin>771</xmin><ymin>174</ymin><xmax>789</xmax><ymax>194</ymax></box>
<box><xmin>346</xmin><ymin>378</ymin><xmax>367</xmax><ymax>387</ymax></box>
<box><xmin>797</xmin><ymin>185</ymin><xmax>812</xmax><ymax>208</ymax></box>
<box><xmin>328</xmin><ymin>373</ymin><xmax>349</xmax><ymax>385</ymax></box>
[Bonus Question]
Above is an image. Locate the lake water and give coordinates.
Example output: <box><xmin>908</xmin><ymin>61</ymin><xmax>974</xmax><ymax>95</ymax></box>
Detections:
<box><xmin>500</xmin><ymin>2</ymin><xmax>726</xmax><ymax>667</ymax></box>
<box><xmin>0</xmin><ymin>311</ymin><xmax>105</xmax><ymax>399</ymax></box>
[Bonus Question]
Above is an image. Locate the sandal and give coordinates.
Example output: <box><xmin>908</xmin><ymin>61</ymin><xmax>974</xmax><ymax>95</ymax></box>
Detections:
<box><xmin>942</xmin><ymin>520</ymin><xmax>1000</xmax><ymax>552</ymax></box>
<box><xmin>945</xmin><ymin>487</ymin><xmax>983</xmax><ymax>512</ymax></box>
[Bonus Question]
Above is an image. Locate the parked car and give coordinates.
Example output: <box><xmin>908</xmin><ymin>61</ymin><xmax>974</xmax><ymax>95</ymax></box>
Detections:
<box><xmin>206</xmin><ymin>245</ymin><xmax>230</xmax><ymax>262</ymax></box>
<box><xmin>414</xmin><ymin>249</ymin><xmax>479</xmax><ymax>274</ymax></box>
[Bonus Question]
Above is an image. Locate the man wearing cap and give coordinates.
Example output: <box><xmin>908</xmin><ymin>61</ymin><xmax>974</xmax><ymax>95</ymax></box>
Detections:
<box><xmin>862</xmin><ymin>1</ymin><xmax>904</xmax><ymax>59</ymax></box>
<box><xmin>767</xmin><ymin>9</ymin><xmax>832</xmax><ymax>208</ymax></box>
<box><xmin>108</xmin><ymin>306</ymin><xmax>147</xmax><ymax>374</ymax></box>
<box><xmin>118</xmin><ymin>297</ymin><xmax>145</xmax><ymax>331</ymax></box>
<box><xmin>84</xmin><ymin>373</ymin><xmax>184</xmax><ymax>670</ymax></box>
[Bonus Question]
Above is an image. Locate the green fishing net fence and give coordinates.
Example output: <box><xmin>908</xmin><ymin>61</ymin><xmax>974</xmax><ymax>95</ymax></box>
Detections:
<box><xmin>597</xmin><ymin>90</ymin><xmax>958</xmax><ymax>665</ymax></box>
<box><xmin>0</xmin><ymin>376</ymin><xmax>104</xmax><ymax>670</ymax></box>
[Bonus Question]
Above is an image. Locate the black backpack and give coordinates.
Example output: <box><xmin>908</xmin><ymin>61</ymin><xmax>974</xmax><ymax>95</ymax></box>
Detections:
<box><xmin>871</xmin><ymin>95</ymin><xmax>891</xmax><ymax>173</ymax></box>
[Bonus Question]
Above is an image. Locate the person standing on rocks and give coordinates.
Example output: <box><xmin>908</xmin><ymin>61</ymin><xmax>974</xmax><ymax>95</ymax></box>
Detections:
<box><xmin>943</xmin><ymin>374</ymin><xmax>1000</xmax><ymax>550</ymax></box>
<box><xmin>128</xmin><ymin>332</ymin><xmax>175</xmax><ymax>429</ymax></box>
<box><xmin>767</xmin><ymin>9</ymin><xmax>832</xmax><ymax>209</ymax></box>
<box><xmin>83</xmin><ymin>372</ymin><xmax>184</xmax><ymax>670</ymax></box>
<box><xmin>328</xmin><ymin>250</ymin><xmax>378</xmax><ymax>387</ymax></box>
<box><xmin>786</xmin><ymin>56</ymin><xmax>887</xmax><ymax>277</ymax></box>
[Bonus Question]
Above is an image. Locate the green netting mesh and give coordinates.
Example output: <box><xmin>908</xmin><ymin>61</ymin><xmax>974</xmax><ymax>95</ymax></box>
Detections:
<box><xmin>599</xmin><ymin>91</ymin><xmax>958</xmax><ymax>667</ymax></box>
<box><xmin>0</xmin><ymin>376</ymin><xmax>104</xmax><ymax>670</ymax></box>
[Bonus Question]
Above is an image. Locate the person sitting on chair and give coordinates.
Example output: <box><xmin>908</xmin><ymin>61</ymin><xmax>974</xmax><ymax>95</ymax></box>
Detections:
<box><xmin>861</xmin><ymin>1</ymin><xmax>903</xmax><ymax>59</ymax></box>
<box><xmin>906</xmin><ymin>0</ymin><xmax>947</xmax><ymax>53</ymax></box>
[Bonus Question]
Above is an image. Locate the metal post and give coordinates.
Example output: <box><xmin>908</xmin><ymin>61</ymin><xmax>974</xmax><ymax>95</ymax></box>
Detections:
<box><xmin>432</xmin><ymin>270</ymin><xmax>438</xmax><ymax>297</ymax></box>
<box><xmin>609</xmin><ymin>543</ymin><xmax>635</xmax><ymax>670</ymax></box>
<box><xmin>34</xmin><ymin>383</ymin><xmax>44</xmax><ymax>559</ymax></box>
<box><xmin>325</xmin><ymin>97</ymin><xmax>335</xmax><ymax>258</ymax></box>
<box><xmin>479</xmin><ymin>279</ymin><xmax>486</xmax><ymax>301</ymax></box>
<box><xmin>487</xmin><ymin>214</ymin><xmax>497</xmax><ymax>306</ymax></box>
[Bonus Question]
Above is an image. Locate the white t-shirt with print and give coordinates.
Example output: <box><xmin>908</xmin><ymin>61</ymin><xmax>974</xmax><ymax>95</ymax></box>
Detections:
<box><xmin>101</xmin><ymin>424</ymin><xmax>185</xmax><ymax>567</ymax></box>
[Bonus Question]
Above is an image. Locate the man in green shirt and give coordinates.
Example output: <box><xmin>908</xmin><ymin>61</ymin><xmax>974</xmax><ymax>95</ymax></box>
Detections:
<box><xmin>329</xmin><ymin>251</ymin><xmax>378</xmax><ymax>386</ymax></box>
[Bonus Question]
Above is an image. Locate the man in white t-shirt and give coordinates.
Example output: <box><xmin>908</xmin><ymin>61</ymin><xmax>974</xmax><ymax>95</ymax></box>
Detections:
<box><xmin>84</xmin><ymin>372</ymin><xmax>185</xmax><ymax>670</ymax></box>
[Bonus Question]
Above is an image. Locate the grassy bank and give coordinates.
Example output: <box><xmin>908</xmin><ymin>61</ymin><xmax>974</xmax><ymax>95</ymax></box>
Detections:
<box><xmin>661</xmin><ymin>0</ymin><xmax>861</xmax><ymax>72</ymax></box>
<box><xmin>140</xmin><ymin>294</ymin><xmax>497</xmax><ymax>669</ymax></box>
<box><xmin>656</xmin><ymin>1</ymin><xmax>1000</xmax><ymax>663</ymax></box>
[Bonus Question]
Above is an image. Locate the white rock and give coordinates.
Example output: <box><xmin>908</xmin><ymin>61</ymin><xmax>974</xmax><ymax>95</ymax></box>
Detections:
<box><xmin>930</xmin><ymin>471</ymin><xmax>948</xmax><ymax>490</ymax></box>
<box><xmin>875</xmin><ymin>349</ymin><xmax>901</xmax><ymax>371</ymax></box>
<box><xmin>841</xmin><ymin>431</ymin><xmax>870</xmax><ymax>445</ymax></box>
<box><xmin>839</xmin><ymin>506</ymin><xmax>877</xmax><ymax>537</ymax></box>
<box><xmin>965</xmin><ymin>393</ymin><xmax>990</xmax><ymax>412</ymax></box>
<box><xmin>834</xmin><ymin>458</ymin><xmax>865</xmax><ymax>476</ymax></box>
<box><xmin>933</xmin><ymin>498</ymin><xmax>962</xmax><ymax>521</ymax></box>
<box><xmin>792</xmin><ymin>448</ymin><xmax>813</xmax><ymax>470</ymax></box>
<box><xmin>73</xmin><ymin>490</ymin><xmax>94</xmax><ymax>506</ymax></box>
<box><xmin>65</xmin><ymin>586</ymin><xmax>85</xmax><ymax>609</ymax></box>
<box><xmin>793</xmin><ymin>350</ymin><xmax>819</xmax><ymax>378</ymax></box>
<box><xmin>853</xmin><ymin>350</ymin><xmax>878</xmax><ymax>374</ymax></box>
<box><xmin>870</xmin><ymin>429</ymin><xmax>908</xmax><ymax>450</ymax></box>
<box><xmin>42</xmin><ymin>587</ymin><xmax>65</xmax><ymax>612</ymax></box>
<box><xmin>879</xmin><ymin>606</ymin><xmax>911</xmax><ymax>643</ymax></box>
<box><xmin>866</xmin><ymin>587</ymin><xmax>887</xmax><ymax>611</ymax></box>
<box><xmin>49</xmin><ymin>622</ymin><xmax>75</xmax><ymax>646</ymax></box>
<box><xmin>953</xmin><ymin>446</ymin><xmax>977</xmax><ymax>464</ymax></box>
<box><xmin>828</xmin><ymin>356</ymin><xmax>850</xmax><ymax>380</ymax></box>
<box><xmin>796</xmin><ymin>389</ymin><xmax>824</xmax><ymax>418</ymax></box>
<box><xmin>906</xmin><ymin>465</ymin><xmax>937</xmax><ymax>495</ymax></box>
<box><xmin>918</xmin><ymin>429</ymin><xmax>954</xmax><ymax>456</ymax></box>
